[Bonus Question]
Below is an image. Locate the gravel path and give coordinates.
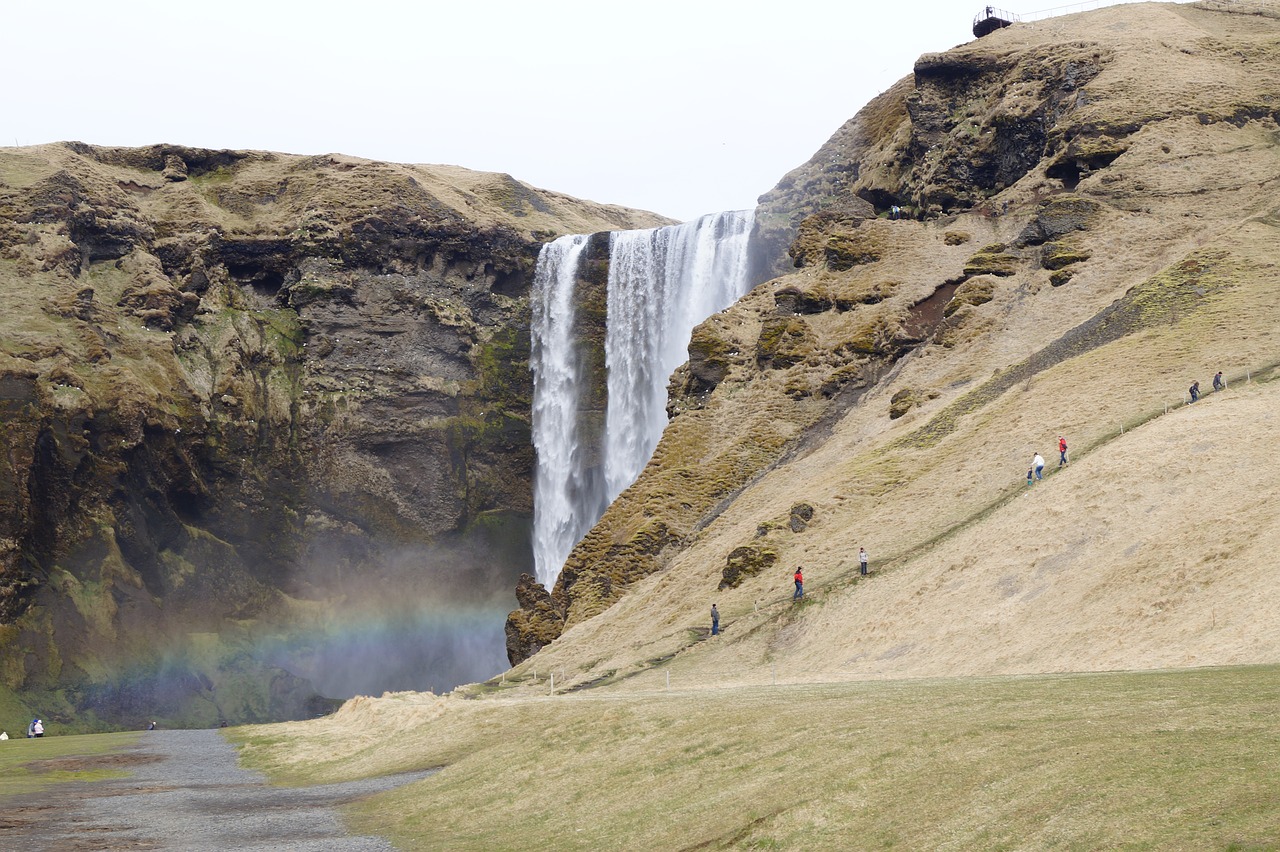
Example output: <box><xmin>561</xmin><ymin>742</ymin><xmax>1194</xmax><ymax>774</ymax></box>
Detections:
<box><xmin>10</xmin><ymin>729</ymin><xmax>434</xmax><ymax>850</ymax></box>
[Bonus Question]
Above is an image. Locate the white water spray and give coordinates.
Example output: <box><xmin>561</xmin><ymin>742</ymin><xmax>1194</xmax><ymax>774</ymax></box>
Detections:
<box><xmin>530</xmin><ymin>211</ymin><xmax>755</xmax><ymax>588</ymax></box>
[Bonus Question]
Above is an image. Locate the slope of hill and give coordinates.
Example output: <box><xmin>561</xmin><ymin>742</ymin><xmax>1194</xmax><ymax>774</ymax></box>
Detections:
<box><xmin>506</xmin><ymin>0</ymin><xmax>1280</xmax><ymax>685</ymax></box>
<box><xmin>0</xmin><ymin>141</ymin><xmax>669</xmax><ymax>726</ymax></box>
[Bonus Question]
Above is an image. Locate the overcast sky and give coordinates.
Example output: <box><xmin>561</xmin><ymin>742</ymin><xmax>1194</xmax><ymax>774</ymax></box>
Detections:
<box><xmin>7</xmin><ymin>0</ymin><xmax>1174</xmax><ymax>222</ymax></box>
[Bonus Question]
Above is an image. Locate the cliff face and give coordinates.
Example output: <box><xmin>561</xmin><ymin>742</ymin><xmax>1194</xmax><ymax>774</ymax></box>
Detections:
<box><xmin>0</xmin><ymin>142</ymin><xmax>667</xmax><ymax>726</ymax></box>
<box><xmin>505</xmin><ymin>1</ymin><xmax>1280</xmax><ymax>675</ymax></box>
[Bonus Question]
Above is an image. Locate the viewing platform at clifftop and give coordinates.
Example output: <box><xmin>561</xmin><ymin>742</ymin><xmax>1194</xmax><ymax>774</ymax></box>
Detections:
<box><xmin>974</xmin><ymin>0</ymin><xmax>1171</xmax><ymax>39</ymax></box>
<box><xmin>974</xmin><ymin>5</ymin><xmax>1018</xmax><ymax>37</ymax></box>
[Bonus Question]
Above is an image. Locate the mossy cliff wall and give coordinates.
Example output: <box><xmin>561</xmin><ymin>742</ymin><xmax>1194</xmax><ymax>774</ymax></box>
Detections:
<box><xmin>0</xmin><ymin>142</ymin><xmax>666</xmax><ymax>726</ymax></box>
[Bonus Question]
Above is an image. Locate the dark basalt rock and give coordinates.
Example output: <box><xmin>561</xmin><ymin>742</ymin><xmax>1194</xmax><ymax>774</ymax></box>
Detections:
<box><xmin>504</xmin><ymin>573</ymin><xmax>566</xmax><ymax>665</ymax></box>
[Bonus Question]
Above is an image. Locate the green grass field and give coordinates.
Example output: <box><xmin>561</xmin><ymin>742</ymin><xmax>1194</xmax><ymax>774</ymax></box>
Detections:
<box><xmin>234</xmin><ymin>664</ymin><xmax>1280</xmax><ymax>850</ymax></box>
<box><xmin>0</xmin><ymin>731</ymin><xmax>141</xmax><ymax>799</ymax></box>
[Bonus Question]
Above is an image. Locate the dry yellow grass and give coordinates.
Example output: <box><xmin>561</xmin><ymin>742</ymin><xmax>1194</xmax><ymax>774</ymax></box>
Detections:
<box><xmin>236</xmin><ymin>665</ymin><xmax>1280</xmax><ymax>850</ymax></box>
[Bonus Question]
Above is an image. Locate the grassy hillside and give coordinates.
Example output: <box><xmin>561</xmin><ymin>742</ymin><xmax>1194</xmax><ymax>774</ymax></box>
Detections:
<box><xmin>508</xmin><ymin>0</ymin><xmax>1280</xmax><ymax>687</ymax></box>
<box><xmin>236</xmin><ymin>664</ymin><xmax>1280</xmax><ymax>850</ymax></box>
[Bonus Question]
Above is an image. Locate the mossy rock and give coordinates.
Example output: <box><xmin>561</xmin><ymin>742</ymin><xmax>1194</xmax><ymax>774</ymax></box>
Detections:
<box><xmin>841</xmin><ymin>313</ymin><xmax>904</xmax><ymax>356</ymax></box>
<box><xmin>676</xmin><ymin>324</ymin><xmax>736</xmax><ymax>400</ymax></box>
<box><xmin>818</xmin><ymin>362</ymin><xmax>869</xmax><ymax>398</ymax></box>
<box><xmin>789</xmin><ymin>503</ymin><xmax>815</xmax><ymax>532</ymax></box>
<box><xmin>756</xmin><ymin>316</ymin><xmax>815</xmax><ymax>368</ymax></box>
<box><xmin>835</xmin><ymin>280</ymin><xmax>900</xmax><ymax>310</ymax></box>
<box><xmin>1049</xmin><ymin>269</ymin><xmax>1076</xmax><ymax>287</ymax></box>
<box><xmin>963</xmin><ymin>245</ymin><xmax>1019</xmax><ymax>277</ymax></box>
<box><xmin>1015</xmin><ymin>195</ymin><xmax>1101</xmax><ymax>246</ymax></box>
<box><xmin>944</xmin><ymin>277</ymin><xmax>997</xmax><ymax>317</ymax></box>
<box><xmin>943</xmin><ymin>231</ymin><xmax>971</xmax><ymax>246</ymax></box>
<box><xmin>890</xmin><ymin>387</ymin><xmax>924</xmax><ymax>419</ymax></box>
<box><xmin>788</xmin><ymin>213</ymin><xmax>881</xmax><ymax>270</ymax></box>
<box><xmin>774</xmin><ymin>285</ymin><xmax>834</xmax><ymax>315</ymax></box>
<box><xmin>890</xmin><ymin>386</ymin><xmax>942</xmax><ymax>419</ymax></box>
<box><xmin>1045</xmin><ymin>135</ymin><xmax>1127</xmax><ymax>182</ymax></box>
<box><xmin>505</xmin><ymin>572</ymin><xmax>566</xmax><ymax>662</ymax></box>
<box><xmin>1041</xmin><ymin>241</ymin><xmax>1091</xmax><ymax>271</ymax></box>
<box><xmin>823</xmin><ymin>233</ymin><xmax>883</xmax><ymax>271</ymax></box>
<box><xmin>719</xmin><ymin>544</ymin><xmax>779</xmax><ymax>590</ymax></box>
<box><xmin>933</xmin><ymin>306</ymin><xmax>977</xmax><ymax>348</ymax></box>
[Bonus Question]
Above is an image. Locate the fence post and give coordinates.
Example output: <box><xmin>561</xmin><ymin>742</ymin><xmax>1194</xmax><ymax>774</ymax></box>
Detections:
<box><xmin>550</xmin><ymin>673</ymin><xmax>554</xmax><ymax>692</ymax></box>
<box><xmin>665</xmin><ymin>670</ymin><xmax>670</xmax><ymax>690</ymax></box>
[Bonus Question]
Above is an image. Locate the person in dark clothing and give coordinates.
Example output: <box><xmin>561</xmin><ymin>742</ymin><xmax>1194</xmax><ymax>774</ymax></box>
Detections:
<box><xmin>859</xmin><ymin>547</ymin><xmax>869</xmax><ymax>576</ymax></box>
<box><xmin>711</xmin><ymin>604</ymin><xmax>719</xmax><ymax>635</ymax></box>
<box><xmin>1189</xmin><ymin>381</ymin><xmax>1200</xmax><ymax>402</ymax></box>
<box><xmin>793</xmin><ymin>568</ymin><xmax>804</xmax><ymax>600</ymax></box>
<box><xmin>1213</xmin><ymin>371</ymin><xmax>1224</xmax><ymax>392</ymax></box>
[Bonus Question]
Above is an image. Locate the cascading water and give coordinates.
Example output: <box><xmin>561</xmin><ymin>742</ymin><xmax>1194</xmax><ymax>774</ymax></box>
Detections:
<box><xmin>530</xmin><ymin>233</ymin><xmax>601</xmax><ymax>589</ymax></box>
<box><xmin>531</xmin><ymin>210</ymin><xmax>755</xmax><ymax>588</ymax></box>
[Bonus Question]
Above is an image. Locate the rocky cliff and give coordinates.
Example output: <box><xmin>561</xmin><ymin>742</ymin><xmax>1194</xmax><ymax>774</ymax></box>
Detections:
<box><xmin>505</xmin><ymin>0</ymin><xmax>1280</xmax><ymax>676</ymax></box>
<box><xmin>0</xmin><ymin>142</ymin><xmax>667</xmax><ymax>726</ymax></box>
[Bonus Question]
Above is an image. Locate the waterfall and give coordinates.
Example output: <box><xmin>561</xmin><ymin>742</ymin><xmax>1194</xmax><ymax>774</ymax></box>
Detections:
<box><xmin>531</xmin><ymin>210</ymin><xmax>755</xmax><ymax>588</ymax></box>
<box><xmin>530</xmin><ymin>233</ymin><xmax>603</xmax><ymax>590</ymax></box>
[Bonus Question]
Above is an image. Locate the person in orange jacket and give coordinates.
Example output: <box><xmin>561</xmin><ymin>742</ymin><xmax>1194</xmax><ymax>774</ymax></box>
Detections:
<box><xmin>793</xmin><ymin>567</ymin><xmax>804</xmax><ymax>600</ymax></box>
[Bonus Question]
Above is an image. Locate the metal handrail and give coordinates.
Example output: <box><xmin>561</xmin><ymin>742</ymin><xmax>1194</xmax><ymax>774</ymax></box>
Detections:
<box><xmin>973</xmin><ymin>5</ymin><xmax>1021</xmax><ymax>27</ymax></box>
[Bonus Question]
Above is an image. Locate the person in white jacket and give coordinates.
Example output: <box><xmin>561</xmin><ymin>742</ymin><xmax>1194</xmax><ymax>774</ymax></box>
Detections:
<box><xmin>1032</xmin><ymin>453</ymin><xmax>1045</xmax><ymax>481</ymax></box>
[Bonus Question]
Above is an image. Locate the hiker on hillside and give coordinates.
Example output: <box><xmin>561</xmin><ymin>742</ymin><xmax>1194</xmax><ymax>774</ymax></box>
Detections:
<box><xmin>1027</xmin><ymin>467</ymin><xmax>1033</xmax><ymax>486</ymax></box>
<box><xmin>859</xmin><ymin>547</ymin><xmax>869</xmax><ymax>576</ymax></box>
<box><xmin>1189</xmin><ymin>381</ymin><xmax>1200</xmax><ymax>403</ymax></box>
<box><xmin>711</xmin><ymin>604</ymin><xmax>719</xmax><ymax>636</ymax></box>
<box><xmin>793</xmin><ymin>567</ymin><xmax>804</xmax><ymax>600</ymax></box>
<box><xmin>1213</xmin><ymin>371</ymin><xmax>1225</xmax><ymax>392</ymax></box>
<box><xmin>1032</xmin><ymin>453</ymin><xmax>1045</xmax><ymax>481</ymax></box>
<box><xmin>31</xmin><ymin>719</ymin><xmax>43</xmax><ymax>737</ymax></box>
<box><xmin>1058</xmin><ymin>435</ymin><xmax>1069</xmax><ymax>467</ymax></box>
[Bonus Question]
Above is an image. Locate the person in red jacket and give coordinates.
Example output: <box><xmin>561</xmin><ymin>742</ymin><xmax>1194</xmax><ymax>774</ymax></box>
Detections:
<box><xmin>793</xmin><ymin>567</ymin><xmax>804</xmax><ymax>600</ymax></box>
<box><xmin>1058</xmin><ymin>435</ymin><xmax>1069</xmax><ymax>467</ymax></box>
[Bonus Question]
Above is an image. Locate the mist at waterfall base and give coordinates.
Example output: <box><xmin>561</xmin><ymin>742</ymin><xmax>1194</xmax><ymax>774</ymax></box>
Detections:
<box><xmin>531</xmin><ymin>210</ymin><xmax>755</xmax><ymax>588</ymax></box>
<box><xmin>261</xmin><ymin>529</ymin><xmax>530</xmax><ymax>699</ymax></box>
<box><xmin>261</xmin><ymin>598</ymin><xmax>513</xmax><ymax>700</ymax></box>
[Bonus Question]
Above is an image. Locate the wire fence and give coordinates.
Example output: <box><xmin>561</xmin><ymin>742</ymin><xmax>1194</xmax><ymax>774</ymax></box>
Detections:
<box><xmin>508</xmin><ymin>665</ymin><xmax>897</xmax><ymax>696</ymax></box>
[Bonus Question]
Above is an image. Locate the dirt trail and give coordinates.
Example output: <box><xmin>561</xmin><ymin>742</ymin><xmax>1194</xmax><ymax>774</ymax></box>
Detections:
<box><xmin>5</xmin><ymin>729</ymin><xmax>431</xmax><ymax>850</ymax></box>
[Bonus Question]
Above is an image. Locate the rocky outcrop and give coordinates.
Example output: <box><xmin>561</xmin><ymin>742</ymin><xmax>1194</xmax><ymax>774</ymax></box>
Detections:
<box><xmin>503</xmin><ymin>573</ymin><xmax>565</xmax><ymax>663</ymax></box>
<box><xmin>751</xmin><ymin>36</ymin><xmax>1110</xmax><ymax>283</ymax></box>
<box><xmin>0</xmin><ymin>142</ymin><xmax>667</xmax><ymax>726</ymax></box>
